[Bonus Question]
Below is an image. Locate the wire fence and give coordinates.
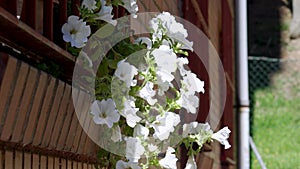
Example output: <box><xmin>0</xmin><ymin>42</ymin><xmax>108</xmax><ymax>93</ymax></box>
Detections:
<box><xmin>248</xmin><ymin>56</ymin><xmax>300</xmax><ymax>169</ymax></box>
<box><xmin>249</xmin><ymin>56</ymin><xmax>300</xmax><ymax>100</ymax></box>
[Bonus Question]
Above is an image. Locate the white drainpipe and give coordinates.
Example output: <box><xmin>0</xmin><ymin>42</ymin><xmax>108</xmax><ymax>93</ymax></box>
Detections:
<box><xmin>235</xmin><ymin>0</ymin><xmax>250</xmax><ymax>169</ymax></box>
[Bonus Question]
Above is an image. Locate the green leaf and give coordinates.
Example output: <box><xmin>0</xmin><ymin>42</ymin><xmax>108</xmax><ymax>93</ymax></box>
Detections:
<box><xmin>107</xmin><ymin>59</ymin><xmax>119</xmax><ymax>69</ymax></box>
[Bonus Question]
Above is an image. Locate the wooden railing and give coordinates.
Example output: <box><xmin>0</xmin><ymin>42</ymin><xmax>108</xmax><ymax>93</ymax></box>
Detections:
<box><xmin>0</xmin><ymin>1</ymin><xmax>77</xmax><ymax>82</ymax></box>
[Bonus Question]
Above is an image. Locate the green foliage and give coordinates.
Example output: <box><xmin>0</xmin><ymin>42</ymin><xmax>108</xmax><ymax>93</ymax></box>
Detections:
<box><xmin>36</xmin><ymin>61</ymin><xmax>61</xmax><ymax>77</ymax></box>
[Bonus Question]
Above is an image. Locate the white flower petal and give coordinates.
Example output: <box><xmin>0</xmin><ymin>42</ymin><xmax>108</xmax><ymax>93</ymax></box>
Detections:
<box><xmin>95</xmin><ymin>0</ymin><xmax>117</xmax><ymax>26</ymax></box>
<box><xmin>185</xmin><ymin>156</ymin><xmax>197</xmax><ymax>169</ymax></box>
<box><xmin>212</xmin><ymin>127</ymin><xmax>231</xmax><ymax>149</ymax></box>
<box><xmin>138</xmin><ymin>82</ymin><xmax>157</xmax><ymax>106</ymax></box>
<box><xmin>134</xmin><ymin>37</ymin><xmax>152</xmax><ymax>49</ymax></box>
<box><xmin>121</xmin><ymin>0</ymin><xmax>139</xmax><ymax>18</ymax></box>
<box><xmin>61</xmin><ymin>15</ymin><xmax>91</xmax><ymax>48</ymax></box>
<box><xmin>81</xmin><ymin>0</ymin><xmax>97</xmax><ymax>11</ymax></box>
<box><xmin>90</xmin><ymin>99</ymin><xmax>120</xmax><ymax>128</ymax></box>
<box><xmin>125</xmin><ymin>137</ymin><xmax>145</xmax><ymax>163</ymax></box>
<box><xmin>152</xmin><ymin>112</ymin><xmax>180</xmax><ymax>141</ymax></box>
<box><xmin>111</xmin><ymin>125</ymin><xmax>122</xmax><ymax>142</ymax></box>
<box><xmin>159</xmin><ymin>147</ymin><xmax>178</xmax><ymax>169</ymax></box>
<box><xmin>134</xmin><ymin>124</ymin><xmax>149</xmax><ymax>139</ymax></box>
<box><xmin>115</xmin><ymin>61</ymin><xmax>138</xmax><ymax>88</ymax></box>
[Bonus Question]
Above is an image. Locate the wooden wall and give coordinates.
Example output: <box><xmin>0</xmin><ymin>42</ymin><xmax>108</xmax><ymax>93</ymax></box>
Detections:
<box><xmin>0</xmin><ymin>54</ymin><xmax>100</xmax><ymax>168</ymax></box>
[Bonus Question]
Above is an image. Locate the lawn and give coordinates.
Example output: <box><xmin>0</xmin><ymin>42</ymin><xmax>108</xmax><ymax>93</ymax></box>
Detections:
<box><xmin>251</xmin><ymin>87</ymin><xmax>300</xmax><ymax>169</ymax></box>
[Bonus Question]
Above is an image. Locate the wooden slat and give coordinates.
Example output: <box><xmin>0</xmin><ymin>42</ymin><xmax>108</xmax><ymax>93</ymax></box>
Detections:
<box><xmin>64</xmin><ymin>104</ymin><xmax>80</xmax><ymax>151</ymax></box>
<box><xmin>71</xmin><ymin>92</ymin><xmax>90</xmax><ymax>153</ymax></box>
<box><xmin>61</xmin><ymin>158</ymin><xmax>67</xmax><ymax>168</ymax></box>
<box><xmin>0</xmin><ymin>7</ymin><xmax>75</xmax><ymax>81</ymax></box>
<box><xmin>48</xmin><ymin>156</ymin><xmax>54</xmax><ymax>169</ymax></box>
<box><xmin>0</xmin><ymin>56</ymin><xmax>17</xmax><ymax>133</ymax></box>
<box><xmin>67</xmin><ymin>160</ymin><xmax>72</xmax><ymax>169</ymax></box>
<box><xmin>41</xmin><ymin>81</ymin><xmax>65</xmax><ymax>147</ymax></box>
<box><xmin>11</xmin><ymin>67</ymin><xmax>38</xmax><ymax>142</ymax></box>
<box><xmin>49</xmin><ymin>84</ymin><xmax>71</xmax><ymax>149</ymax></box>
<box><xmin>54</xmin><ymin>157</ymin><xmax>60</xmax><ymax>168</ymax></box>
<box><xmin>0</xmin><ymin>52</ymin><xmax>8</xmax><ymax>86</ymax></box>
<box><xmin>43</xmin><ymin>0</ymin><xmax>54</xmax><ymax>40</ymax></box>
<box><xmin>20</xmin><ymin>0</ymin><xmax>36</xmax><ymax>29</ymax></box>
<box><xmin>73</xmin><ymin>161</ymin><xmax>78</xmax><ymax>169</ymax></box>
<box><xmin>40</xmin><ymin>155</ymin><xmax>47</xmax><ymax>169</ymax></box>
<box><xmin>64</xmin><ymin>90</ymin><xmax>86</xmax><ymax>151</ymax></box>
<box><xmin>58</xmin><ymin>0</ymin><xmax>67</xmax><ymax>27</ymax></box>
<box><xmin>71</xmin><ymin>0</ymin><xmax>80</xmax><ymax>16</ymax></box>
<box><xmin>0</xmin><ymin>150</ymin><xmax>2</xmax><ymax>169</ymax></box>
<box><xmin>1</xmin><ymin>62</ymin><xmax>29</xmax><ymax>141</ymax></box>
<box><xmin>14</xmin><ymin>151</ymin><xmax>22</xmax><ymax>169</ymax></box>
<box><xmin>0</xmin><ymin>0</ymin><xmax>17</xmax><ymax>16</ymax></box>
<box><xmin>83</xmin><ymin>163</ymin><xmax>88</xmax><ymax>169</ymax></box>
<box><xmin>77</xmin><ymin>100</ymin><xmax>92</xmax><ymax>154</ymax></box>
<box><xmin>221</xmin><ymin>0</ymin><xmax>235</xmax><ymax>165</ymax></box>
<box><xmin>32</xmin><ymin>154</ymin><xmax>39</xmax><ymax>168</ymax></box>
<box><xmin>190</xmin><ymin>0</ymin><xmax>210</xmax><ymax>38</ymax></box>
<box><xmin>86</xmin><ymin>122</ymin><xmax>100</xmax><ymax>156</ymax></box>
<box><xmin>24</xmin><ymin>152</ymin><xmax>31</xmax><ymax>169</ymax></box>
<box><xmin>56</xmin><ymin>88</ymin><xmax>78</xmax><ymax>150</ymax></box>
<box><xmin>4</xmin><ymin>151</ymin><xmax>13</xmax><ymax>169</ymax></box>
<box><xmin>23</xmin><ymin>72</ymin><xmax>48</xmax><ymax>144</ymax></box>
<box><xmin>32</xmin><ymin>77</ymin><xmax>57</xmax><ymax>146</ymax></box>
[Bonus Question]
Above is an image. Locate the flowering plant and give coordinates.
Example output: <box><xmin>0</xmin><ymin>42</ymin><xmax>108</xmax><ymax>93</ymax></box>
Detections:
<box><xmin>62</xmin><ymin>0</ymin><xmax>231</xmax><ymax>168</ymax></box>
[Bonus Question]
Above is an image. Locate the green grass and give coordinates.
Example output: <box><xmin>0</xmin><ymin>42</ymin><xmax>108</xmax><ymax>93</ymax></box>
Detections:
<box><xmin>251</xmin><ymin>88</ymin><xmax>300</xmax><ymax>169</ymax></box>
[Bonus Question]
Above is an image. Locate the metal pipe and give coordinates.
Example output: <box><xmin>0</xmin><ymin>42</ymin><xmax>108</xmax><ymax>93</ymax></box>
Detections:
<box><xmin>235</xmin><ymin>0</ymin><xmax>250</xmax><ymax>169</ymax></box>
<box><xmin>250</xmin><ymin>137</ymin><xmax>267</xmax><ymax>169</ymax></box>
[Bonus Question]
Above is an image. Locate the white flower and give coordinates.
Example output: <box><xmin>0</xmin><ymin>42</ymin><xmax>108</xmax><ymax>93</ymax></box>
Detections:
<box><xmin>176</xmin><ymin>93</ymin><xmax>199</xmax><ymax>114</ymax></box>
<box><xmin>181</xmin><ymin>71</ymin><xmax>205</xmax><ymax>95</ymax></box>
<box><xmin>156</xmin><ymin>75</ymin><xmax>173</xmax><ymax>96</ymax></box>
<box><xmin>138</xmin><ymin>82</ymin><xmax>157</xmax><ymax>105</ymax></box>
<box><xmin>185</xmin><ymin>156</ymin><xmax>197</xmax><ymax>169</ymax></box>
<box><xmin>159</xmin><ymin>147</ymin><xmax>178</xmax><ymax>169</ymax></box>
<box><xmin>134</xmin><ymin>124</ymin><xmax>149</xmax><ymax>140</ymax></box>
<box><xmin>148</xmin><ymin>144</ymin><xmax>158</xmax><ymax>152</ymax></box>
<box><xmin>212</xmin><ymin>127</ymin><xmax>231</xmax><ymax>149</ymax></box>
<box><xmin>115</xmin><ymin>61</ymin><xmax>138</xmax><ymax>88</ymax></box>
<box><xmin>90</xmin><ymin>99</ymin><xmax>120</xmax><ymax>128</ymax></box>
<box><xmin>156</xmin><ymin>68</ymin><xmax>174</xmax><ymax>83</ymax></box>
<box><xmin>95</xmin><ymin>0</ymin><xmax>117</xmax><ymax>26</ymax></box>
<box><xmin>125</xmin><ymin>137</ymin><xmax>145</xmax><ymax>163</ymax></box>
<box><xmin>182</xmin><ymin>122</ymin><xmax>211</xmax><ymax>138</ymax></box>
<box><xmin>111</xmin><ymin>125</ymin><xmax>122</xmax><ymax>142</ymax></box>
<box><xmin>177</xmin><ymin>57</ymin><xmax>189</xmax><ymax>76</ymax></box>
<box><xmin>151</xmin><ymin>112</ymin><xmax>180</xmax><ymax>141</ymax></box>
<box><xmin>152</xmin><ymin>45</ymin><xmax>177</xmax><ymax>73</ymax></box>
<box><xmin>61</xmin><ymin>15</ymin><xmax>91</xmax><ymax>48</ymax></box>
<box><xmin>121</xmin><ymin>99</ymin><xmax>141</xmax><ymax>128</ymax></box>
<box><xmin>121</xmin><ymin>0</ymin><xmax>139</xmax><ymax>18</ymax></box>
<box><xmin>81</xmin><ymin>0</ymin><xmax>97</xmax><ymax>11</ymax></box>
<box><xmin>116</xmin><ymin>160</ymin><xmax>141</xmax><ymax>169</ymax></box>
<box><xmin>134</xmin><ymin>37</ymin><xmax>152</xmax><ymax>49</ymax></box>
<box><xmin>150</xmin><ymin>12</ymin><xmax>193</xmax><ymax>50</ymax></box>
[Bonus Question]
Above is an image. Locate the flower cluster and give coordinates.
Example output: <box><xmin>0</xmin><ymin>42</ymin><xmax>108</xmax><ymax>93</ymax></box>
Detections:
<box><xmin>91</xmin><ymin>12</ymin><xmax>230</xmax><ymax>169</ymax></box>
<box><xmin>62</xmin><ymin>2</ymin><xmax>231</xmax><ymax>168</ymax></box>
<box><xmin>62</xmin><ymin>0</ymin><xmax>138</xmax><ymax>48</ymax></box>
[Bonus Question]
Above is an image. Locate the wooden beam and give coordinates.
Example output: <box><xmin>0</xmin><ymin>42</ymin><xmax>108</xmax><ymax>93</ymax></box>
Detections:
<box><xmin>190</xmin><ymin>0</ymin><xmax>210</xmax><ymax>38</ymax></box>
